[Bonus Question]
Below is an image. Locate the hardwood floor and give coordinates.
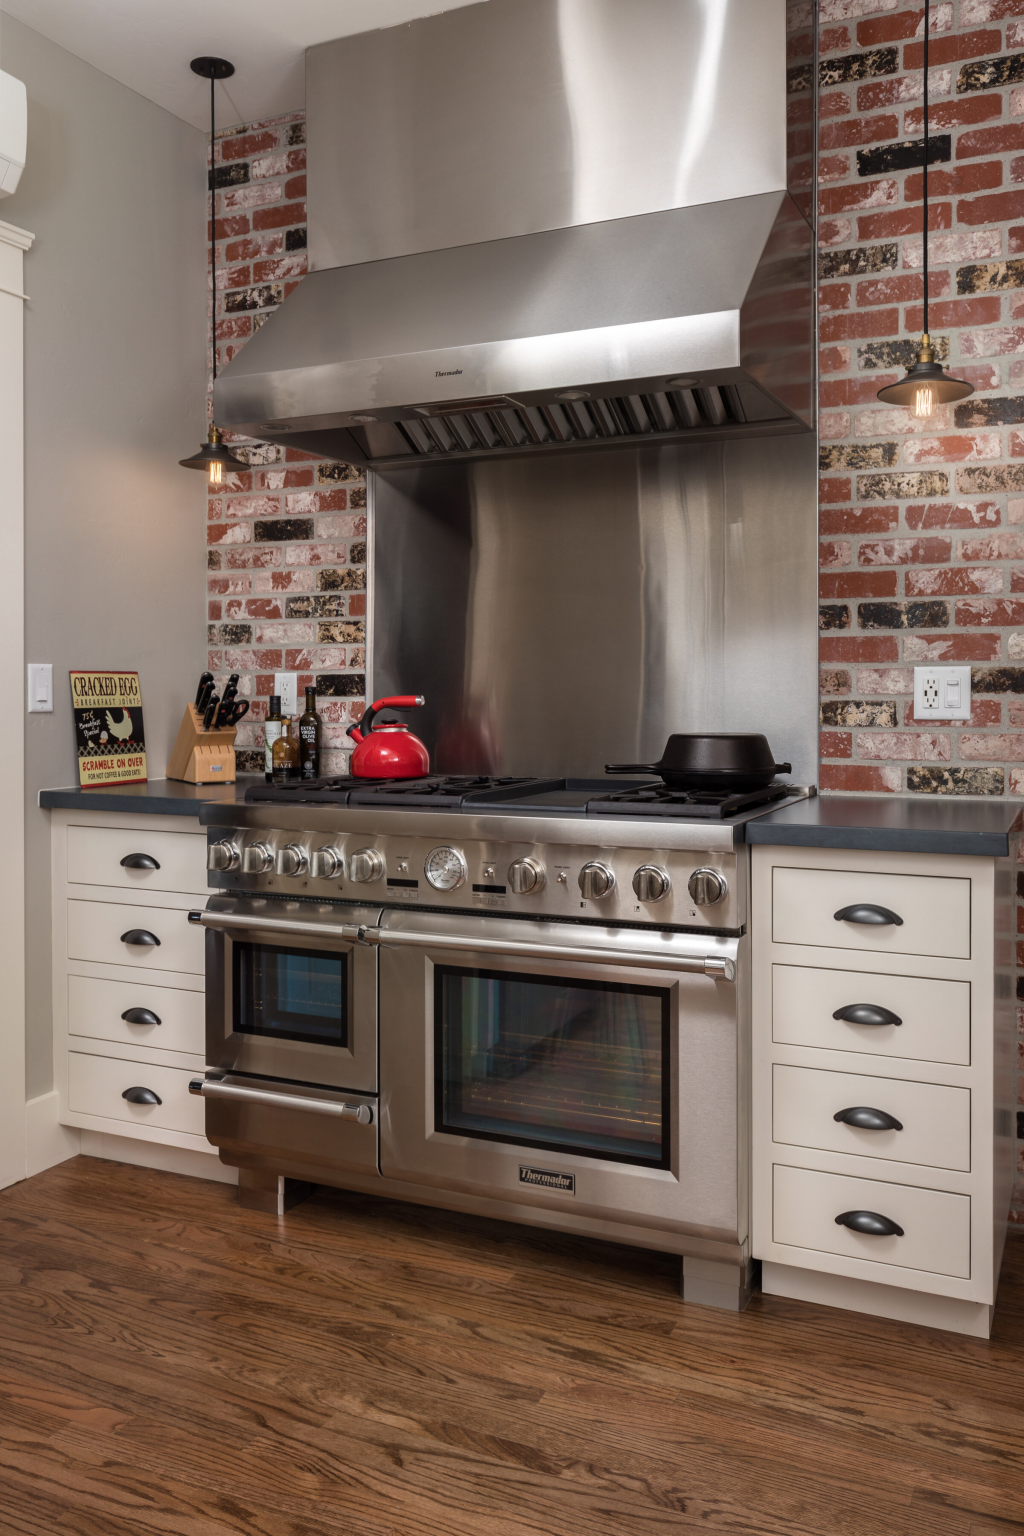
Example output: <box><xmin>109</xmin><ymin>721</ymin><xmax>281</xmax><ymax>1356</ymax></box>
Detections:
<box><xmin>1</xmin><ymin>1157</ymin><xmax>1022</xmax><ymax>1536</ymax></box>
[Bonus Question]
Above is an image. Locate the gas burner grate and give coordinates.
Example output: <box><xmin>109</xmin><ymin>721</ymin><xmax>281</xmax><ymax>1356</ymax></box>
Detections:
<box><xmin>244</xmin><ymin>774</ymin><xmax>560</xmax><ymax>808</ymax></box>
<box><xmin>586</xmin><ymin>783</ymin><xmax>796</xmax><ymax>819</ymax></box>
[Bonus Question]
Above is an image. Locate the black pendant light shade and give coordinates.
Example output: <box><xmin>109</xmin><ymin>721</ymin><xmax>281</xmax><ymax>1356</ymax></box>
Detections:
<box><xmin>180</xmin><ymin>55</ymin><xmax>249</xmax><ymax>482</ymax></box>
<box><xmin>876</xmin><ymin>0</ymin><xmax>972</xmax><ymax>419</ymax></box>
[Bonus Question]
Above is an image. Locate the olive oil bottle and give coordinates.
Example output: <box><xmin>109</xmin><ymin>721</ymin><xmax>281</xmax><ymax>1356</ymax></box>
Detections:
<box><xmin>263</xmin><ymin>694</ymin><xmax>283</xmax><ymax>782</ymax></box>
<box><xmin>272</xmin><ymin>718</ymin><xmax>299</xmax><ymax>783</ymax></box>
<box><xmin>299</xmin><ymin>687</ymin><xmax>322</xmax><ymax>780</ymax></box>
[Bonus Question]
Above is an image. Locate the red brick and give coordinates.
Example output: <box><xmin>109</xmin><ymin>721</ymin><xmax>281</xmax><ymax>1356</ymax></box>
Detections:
<box><xmin>1009</xmin><ymin>430</ymin><xmax>1024</xmax><ymax>455</ymax></box>
<box><xmin>819</xmin><ymin>90</ymin><xmax>853</xmax><ymax>119</ymax></box>
<box><xmin>820</xmin><ymin>637</ymin><xmax>901</xmax><ymax>663</ymax></box>
<box><xmin>959</xmin><ymin>532</ymin><xmax>1024</xmax><ymax>558</ymax></box>
<box><xmin>252</xmin><ymin>200</ymin><xmax>306</xmax><ymax>231</ymax></box>
<box><xmin>285</xmin><ymin>174</ymin><xmax>307</xmax><ymax>200</ymax></box>
<box><xmin>225</xmin><ymin>232</ymin><xmax>284</xmax><ymax>263</ymax></box>
<box><xmin>954</xmin><ymin>599</ymin><xmax>1024</xmax><ymax>625</ymax></box>
<box><xmin>820</xmin><ymin>539</ymin><xmax>852</xmax><ymax>568</ymax></box>
<box><xmin>252</xmin><ymin>649</ymin><xmax>284</xmax><ymax>669</ymax></box>
<box><xmin>819</xmin><ymin>345</ymin><xmax>852</xmax><ymax>374</ymax></box>
<box><xmin>856</xmin><ymin>274</ymin><xmax>923</xmax><ymax>306</ymax></box>
<box><xmin>820</xmin><ymin>571</ymin><xmax>899</xmax><ymax>597</ymax></box>
<box><xmin>858</xmin><ymin>78</ymin><xmax>916</xmax><ymax>111</ymax></box>
<box><xmin>905</xmin><ymin>94</ymin><xmax>1004</xmax><ymax>134</ymax></box>
<box><xmin>903</xmin><ymin>29</ymin><xmax>1001</xmax><ymax>68</ymax></box>
<box><xmin>820</xmin><ymin>730</ymin><xmax>853</xmax><ymax>758</ymax></box>
<box><xmin>819</xmin><ymin>25</ymin><xmax>851</xmax><ymax>53</ymax></box>
<box><xmin>905</xmin><ymin>162</ymin><xmax>1003</xmax><ymax>201</ymax></box>
<box><xmin>207</xmin><ymin>523</ymin><xmax>251</xmax><ymax>546</ymax></box>
<box><xmin>819</xmin><ymin>154</ymin><xmax>853</xmax><ymax>183</ymax></box>
<box><xmin>215</xmin><ymin>315</ymin><xmax>252</xmax><ymax>342</ymax></box>
<box><xmin>904</xmin><ymin>633</ymin><xmax>1002</xmax><ymax>661</ymax></box>
<box><xmin>820</xmin><ymin>477</ymin><xmax>853</xmax><ymax>504</ymax></box>
<box><xmin>1011</xmin><ymin>567</ymin><xmax>1024</xmax><ymax>590</ymax></box>
<box><xmin>905</xmin><ymin>500</ymin><xmax>1000</xmax><ymax>528</ymax></box>
<box><xmin>212</xmin><ymin>214</ymin><xmax>249</xmax><ymax>241</ymax></box>
<box><xmin>859</xmin><ymin>537</ymin><xmax>952</xmax><ymax>565</ymax></box>
<box><xmin>958</xmin><ymin>189</ymin><xmax>1024</xmax><ymax>225</ymax></box>
<box><xmin>903</xmin><ymin>697</ymin><xmax>1001</xmax><ymax>725</ymax></box>
<box><xmin>349</xmin><ymin>595</ymin><xmax>367</xmax><ymax>617</ymax></box>
<box><xmin>958</xmin><ymin>124</ymin><xmax>1024</xmax><ymax>159</ymax></box>
<box><xmin>857</xmin><ymin>9</ymin><xmax>929</xmax><ymax>45</ymax></box>
<box><xmin>820</xmin><ymin>308</ymin><xmax>901</xmax><ymax>341</ymax></box>
<box><xmin>821</xmin><ymin>375</ymin><xmax>899</xmax><ymax>406</ymax></box>
<box><xmin>905</xmin><ymin>567</ymin><xmax>1003</xmax><ymax>594</ymax></box>
<box><xmin>905</xmin><ymin>296</ymin><xmax>1002</xmax><ymax>330</ymax></box>
<box><xmin>821</xmin><ymin>505</ymin><xmax>900</xmax><ymax>534</ymax></box>
<box><xmin>979</xmin><ymin>0</ymin><xmax>1024</xmax><ymax>20</ymax></box>
<box><xmin>858</xmin><ymin>202</ymin><xmax>952</xmax><ymax>239</ymax></box>
<box><xmin>208</xmin><ymin>600</ymin><xmax>222</xmax><ymax>620</ymax></box>
<box><xmin>253</xmin><ymin>255</ymin><xmax>307</xmax><ymax>283</ymax></box>
<box><xmin>283</xmin><ymin>280</ymin><xmax>303</xmax><ymax>299</ymax></box>
<box><xmin>903</xmin><ymin>430</ymin><xmax>1002</xmax><ymax>464</ymax></box>
<box><xmin>820</xmin><ymin>763</ymin><xmax>901</xmax><ymax>793</ymax></box>
<box><xmin>819</xmin><ymin>114</ymin><xmax>900</xmax><ymax>149</ymax></box>
<box><xmin>819</xmin><ymin>281</ymin><xmax>852</xmax><ymax>311</ymax></box>
<box><xmin>819</xmin><ymin>180</ymin><xmax>899</xmax><ymax>216</ymax></box>
<box><xmin>221</xmin><ymin>129</ymin><xmax>279</xmax><ymax>162</ymax></box>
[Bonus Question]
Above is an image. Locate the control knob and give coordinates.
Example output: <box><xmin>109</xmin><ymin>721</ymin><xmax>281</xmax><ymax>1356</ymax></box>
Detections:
<box><xmin>507</xmin><ymin>857</ymin><xmax>545</xmax><ymax>895</ymax></box>
<box><xmin>688</xmin><ymin>867</ymin><xmax>728</xmax><ymax>905</ymax></box>
<box><xmin>632</xmin><ymin>865</ymin><xmax>670</xmax><ymax>903</ymax></box>
<box><xmin>276</xmin><ymin>844</ymin><xmax>308</xmax><ymax>877</ymax></box>
<box><xmin>207</xmin><ymin>841</ymin><xmax>239</xmax><ymax>873</ymax></box>
<box><xmin>578</xmin><ymin>862</ymin><xmax>615</xmax><ymax>900</ymax></box>
<box><xmin>349</xmin><ymin>847</ymin><xmax>385</xmax><ymax>884</ymax></box>
<box><xmin>310</xmin><ymin>846</ymin><xmax>343</xmax><ymax>880</ymax></box>
<box><xmin>241</xmin><ymin>843</ymin><xmax>274</xmax><ymax>875</ymax></box>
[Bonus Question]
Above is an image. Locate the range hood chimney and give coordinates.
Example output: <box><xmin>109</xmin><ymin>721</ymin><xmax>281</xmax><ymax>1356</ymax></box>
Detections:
<box><xmin>214</xmin><ymin>0</ymin><xmax>815</xmax><ymax>469</ymax></box>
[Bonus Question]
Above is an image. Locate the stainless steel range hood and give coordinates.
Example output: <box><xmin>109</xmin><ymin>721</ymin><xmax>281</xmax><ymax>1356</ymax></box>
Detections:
<box><xmin>214</xmin><ymin>0</ymin><xmax>815</xmax><ymax>469</ymax></box>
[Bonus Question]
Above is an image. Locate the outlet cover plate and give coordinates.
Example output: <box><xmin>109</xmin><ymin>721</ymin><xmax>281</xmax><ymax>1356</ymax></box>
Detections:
<box><xmin>27</xmin><ymin>663</ymin><xmax>52</xmax><ymax>713</ymax></box>
<box><xmin>274</xmin><ymin>672</ymin><xmax>298</xmax><ymax>716</ymax></box>
<box><xmin>914</xmin><ymin>664</ymin><xmax>971</xmax><ymax>720</ymax></box>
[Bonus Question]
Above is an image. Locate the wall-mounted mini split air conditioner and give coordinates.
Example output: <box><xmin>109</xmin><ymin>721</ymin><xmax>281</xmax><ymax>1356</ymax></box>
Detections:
<box><xmin>0</xmin><ymin>72</ymin><xmax>26</xmax><ymax>198</ymax></box>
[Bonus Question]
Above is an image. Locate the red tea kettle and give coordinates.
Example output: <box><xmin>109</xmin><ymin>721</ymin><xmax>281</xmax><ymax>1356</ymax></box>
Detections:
<box><xmin>346</xmin><ymin>695</ymin><xmax>430</xmax><ymax>779</ymax></box>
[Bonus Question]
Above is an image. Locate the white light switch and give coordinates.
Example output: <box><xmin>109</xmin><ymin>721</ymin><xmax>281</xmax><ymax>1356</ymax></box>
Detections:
<box><xmin>914</xmin><ymin>665</ymin><xmax>971</xmax><ymax>721</ymax></box>
<box><xmin>27</xmin><ymin>663</ymin><xmax>52</xmax><ymax>713</ymax></box>
<box><xmin>274</xmin><ymin>671</ymin><xmax>298</xmax><ymax>715</ymax></box>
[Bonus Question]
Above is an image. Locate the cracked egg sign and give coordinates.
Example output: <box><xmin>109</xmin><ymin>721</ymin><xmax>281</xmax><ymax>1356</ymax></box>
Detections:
<box><xmin>70</xmin><ymin>671</ymin><xmax>147</xmax><ymax>787</ymax></box>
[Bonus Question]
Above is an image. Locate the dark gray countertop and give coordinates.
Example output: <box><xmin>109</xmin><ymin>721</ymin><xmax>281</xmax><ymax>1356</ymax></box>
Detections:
<box><xmin>39</xmin><ymin>778</ymin><xmax>259</xmax><ymax>817</ymax></box>
<box><xmin>745</xmin><ymin>795</ymin><xmax>1022</xmax><ymax>857</ymax></box>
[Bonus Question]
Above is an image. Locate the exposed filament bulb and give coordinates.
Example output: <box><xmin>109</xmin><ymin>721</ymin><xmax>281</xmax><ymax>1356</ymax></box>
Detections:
<box><xmin>208</xmin><ymin>458</ymin><xmax>223</xmax><ymax>485</ymax></box>
<box><xmin>913</xmin><ymin>385</ymin><xmax>934</xmax><ymax>419</ymax></box>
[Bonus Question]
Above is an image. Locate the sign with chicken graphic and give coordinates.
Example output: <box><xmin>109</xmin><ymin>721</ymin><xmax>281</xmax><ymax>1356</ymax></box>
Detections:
<box><xmin>69</xmin><ymin>671</ymin><xmax>147</xmax><ymax>787</ymax></box>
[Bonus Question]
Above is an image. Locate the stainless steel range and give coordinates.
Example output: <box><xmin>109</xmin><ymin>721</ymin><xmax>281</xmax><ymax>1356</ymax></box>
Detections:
<box><xmin>190</xmin><ymin>776</ymin><xmax>812</xmax><ymax>1311</ymax></box>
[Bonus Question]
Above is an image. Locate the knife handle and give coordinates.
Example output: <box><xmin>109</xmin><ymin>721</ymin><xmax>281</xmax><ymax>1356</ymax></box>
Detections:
<box><xmin>202</xmin><ymin>695</ymin><xmax>219</xmax><ymax>730</ymax></box>
<box><xmin>229</xmin><ymin>700</ymin><xmax>249</xmax><ymax>725</ymax></box>
<box><xmin>194</xmin><ymin>671</ymin><xmax>213</xmax><ymax>707</ymax></box>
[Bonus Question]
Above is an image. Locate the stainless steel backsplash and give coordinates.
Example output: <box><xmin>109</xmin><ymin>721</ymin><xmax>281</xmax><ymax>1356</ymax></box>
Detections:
<box><xmin>369</xmin><ymin>434</ymin><xmax>818</xmax><ymax>782</ymax></box>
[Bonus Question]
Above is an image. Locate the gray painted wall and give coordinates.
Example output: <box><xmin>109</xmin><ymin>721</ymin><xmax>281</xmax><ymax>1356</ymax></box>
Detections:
<box><xmin>2</xmin><ymin>15</ymin><xmax>208</xmax><ymax>1098</ymax></box>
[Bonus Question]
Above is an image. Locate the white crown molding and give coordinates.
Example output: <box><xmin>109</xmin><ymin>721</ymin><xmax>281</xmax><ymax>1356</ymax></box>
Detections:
<box><xmin>0</xmin><ymin>219</ymin><xmax>34</xmax><ymax>251</ymax></box>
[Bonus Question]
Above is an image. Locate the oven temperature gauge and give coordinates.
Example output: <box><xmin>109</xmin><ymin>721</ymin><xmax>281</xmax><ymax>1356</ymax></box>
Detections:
<box><xmin>424</xmin><ymin>846</ymin><xmax>468</xmax><ymax>891</ymax></box>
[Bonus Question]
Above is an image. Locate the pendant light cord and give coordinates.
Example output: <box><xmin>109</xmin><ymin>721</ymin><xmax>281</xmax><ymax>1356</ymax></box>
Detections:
<box><xmin>210</xmin><ymin>72</ymin><xmax>218</xmax><ymax>390</ymax></box>
<box><xmin>922</xmin><ymin>0</ymin><xmax>929</xmax><ymax>336</ymax></box>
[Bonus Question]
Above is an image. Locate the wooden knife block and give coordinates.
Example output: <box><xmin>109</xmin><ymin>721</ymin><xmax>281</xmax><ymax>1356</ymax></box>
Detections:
<box><xmin>166</xmin><ymin>703</ymin><xmax>237</xmax><ymax>784</ymax></box>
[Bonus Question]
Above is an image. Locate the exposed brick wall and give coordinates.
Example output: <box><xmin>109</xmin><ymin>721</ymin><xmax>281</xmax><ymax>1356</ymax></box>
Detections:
<box><xmin>205</xmin><ymin>111</ymin><xmax>366</xmax><ymax>776</ymax></box>
<box><xmin>803</xmin><ymin>0</ymin><xmax>1024</xmax><ymax>1221</ymax></box>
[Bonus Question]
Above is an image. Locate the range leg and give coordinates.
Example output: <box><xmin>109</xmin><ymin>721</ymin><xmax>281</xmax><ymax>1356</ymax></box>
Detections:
<box><xmin>681</xmin><ymin>1256</ymin><xmax>758</xmax><ymax>1311</ymax></box>
<box><xmin>237</xmin><ymin>1168</ymin><xmax>313</xmax><ymax>1214</ymax></box>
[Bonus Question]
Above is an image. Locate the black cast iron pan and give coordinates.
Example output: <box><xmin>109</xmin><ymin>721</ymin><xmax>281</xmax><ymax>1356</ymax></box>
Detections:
<box><xmin>607</xmin><ymin>733</ymin><xmax>791</xmax><ymax>793</ymax></box>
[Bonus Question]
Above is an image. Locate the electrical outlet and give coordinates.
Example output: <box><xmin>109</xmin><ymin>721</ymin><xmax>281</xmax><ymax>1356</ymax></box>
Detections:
<box><xmin>274</xmin><ymin>671</ymin><xmax>298</xmax><ymax>715</ymax></box>
<box><xmin>27</xmin><ymin>663</ymin><xmax>52</xmax><ymax>713</ymax></box>
<box><xmin>914</xmin><ymin>665</ymin><xmax>971</xmax><ymax>721</ymax></box>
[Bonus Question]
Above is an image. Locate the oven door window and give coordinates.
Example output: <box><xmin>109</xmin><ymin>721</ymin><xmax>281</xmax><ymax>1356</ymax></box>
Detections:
<box><xmin>435</xmin><ymin>965</ymin><xmax>669</xmax><ymax>1167</ymax></box>
<box><xmin>233</xmin><ymin>942</ymin><xmax>348</xmax><ymax>1049</ymax></box>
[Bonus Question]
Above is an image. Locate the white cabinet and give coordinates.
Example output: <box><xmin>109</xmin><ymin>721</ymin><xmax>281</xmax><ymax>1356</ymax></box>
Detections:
<box><xmin>752</xmin><ymin>842</ymin><xmax>1015</xmax><ymax>1338</ymax></box>
<box><xmin>52</xmin><ymin>809</ymin><xmax>214</xmax><ymax>1157</ymax></box>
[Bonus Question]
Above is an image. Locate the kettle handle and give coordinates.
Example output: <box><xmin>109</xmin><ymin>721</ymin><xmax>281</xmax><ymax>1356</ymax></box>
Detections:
<box><xmin>347</xmin><ymin>694</ymin><xmax>425</xmax><ymax>744</ymax></box>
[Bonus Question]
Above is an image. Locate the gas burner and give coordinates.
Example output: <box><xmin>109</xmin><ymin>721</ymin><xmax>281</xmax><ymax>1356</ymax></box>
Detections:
<box><xmin>244</xmin><ymin>774</ymin><xmax>561</xmax><ymax>809</ymax></box>
<box><xmin>586</xmin><ymin>782</ymin><xmax>797</xmax><ymax>819</ymax></box>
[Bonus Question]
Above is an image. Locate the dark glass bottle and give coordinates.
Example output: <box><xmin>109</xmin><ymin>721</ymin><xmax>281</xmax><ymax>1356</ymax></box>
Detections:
<box><xmin>299</xmin><ymin>687</ymin><xmax>322</xmax><ymax>780</ymax></box>
<box><xmin>264</xmin><ymin>694</ymin><xmax>283</xmax><ymax>782</ymax></box>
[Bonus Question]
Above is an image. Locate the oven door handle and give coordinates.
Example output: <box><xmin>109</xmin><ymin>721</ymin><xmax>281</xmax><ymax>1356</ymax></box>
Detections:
<box><xmin>189</xmin><ymin>1078</ymin><xmax>374</xmax><ymax>1124</ymax></box>
<box><xmin>188</xmin><ymin>908</ymin><xmax>735</xmax><ymax>981</ymax></box>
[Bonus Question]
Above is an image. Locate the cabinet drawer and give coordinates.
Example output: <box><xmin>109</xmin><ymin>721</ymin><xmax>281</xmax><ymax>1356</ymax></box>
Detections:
<box><xmin>772</xmin><ymin>866</ymin><xmax>970</xmax><ymax>960</ymax></box>
<box><xmin>773</xmin><ymin>1164</ymin><xmax>970</xmax><ymax>1279</ymax></box>
<box><xmin>773</xmin><ymin>1064</ymin><xmax>970</xmax><ymax>1173</ymax></box>
<box><xmin>68</xmin><ymin>974</ymin><xmax>205</xmax><ymax>1056</ymax></box>
<box><xmin>773</xmin><ymin>964</ymin><xmax>970</xmax><ymax>1066</ymax></box>
<box><xmin>68</xmin><ymin>1052</ymin><xmax>206</xmax><ymax>1137</ymax></box>
<box><xmin>67</xmin><ymin>824</ymin><xmax>207</xmax><ymax>896</ymax></box>
<box><xmin>67</xmin><ymin>899</ymin><xmax>205</xmax><ymax>975</ymax></box>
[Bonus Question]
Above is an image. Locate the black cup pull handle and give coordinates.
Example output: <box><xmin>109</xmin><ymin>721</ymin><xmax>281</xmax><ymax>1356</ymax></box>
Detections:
<box><xmin>834</xmin><ymin>903</ymin><xmax>903</xmax><ymax>927</ymax></box>
<box><xmin>835</xmin><ymin>1209</ymin><xmax>904</xmax><ymax>1238</ymax></box>
<box><xmin>834</xmin><ymin>1105</ymin><xmax>903</xmax><ymax>1132</ymax></box>
<box><xmin>122</xmin><ymin>1087</ymin><xmax>162</xmax><ymax>1105</ymax></box>
<box><xmin>833</xmin><ymin>1003</ymin><xmax>902</xmax><ymax>1027</ymax></box>
<box><xmin>121</xmin><ymin>1007</ymin><xmax>161</xmax><ymax>1026</ymax></box>
<box><xmin>120</xmin><ymin>929</ymin><xmax>161</xmax><ymax>946</ymax></box>
<box><xmin>120</xmin><ymin>853</ymin><xmax>160</xmax><ymax>870</ymax></box>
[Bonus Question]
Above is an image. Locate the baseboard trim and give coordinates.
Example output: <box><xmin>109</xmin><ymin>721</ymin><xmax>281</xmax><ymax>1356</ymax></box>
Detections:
<box><xmin>79</xmin><ymin>1129</ymin><xmax>238</xmax><ymax>1184</ymax></box>
<box><xmin>762</xmin><ymin>1261</ymin><xmax>993</xmax><ymax>1339</ymax></box>
<box><xmin>25</xmin><ymin>1091</ymin><xmax>80</xmax><ymax>1177</ymax></box>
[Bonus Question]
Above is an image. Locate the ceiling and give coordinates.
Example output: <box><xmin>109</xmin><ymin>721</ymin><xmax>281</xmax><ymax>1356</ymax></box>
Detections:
<box><xmin>0</xmin><ymin>0</ymin><xmax>489</xmax><ymax>130</ymax></box>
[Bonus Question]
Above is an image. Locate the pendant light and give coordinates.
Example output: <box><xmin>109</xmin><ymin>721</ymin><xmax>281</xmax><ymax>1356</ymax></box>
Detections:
<box><xmin>876</xmin><ymin>0</ymin><xmax>972</xmax><ymax>417</ymax></box>
<box><xmin>179</xmin><ymin>55</ymin><xmax>248</xmax><ymax>484</ymax></box>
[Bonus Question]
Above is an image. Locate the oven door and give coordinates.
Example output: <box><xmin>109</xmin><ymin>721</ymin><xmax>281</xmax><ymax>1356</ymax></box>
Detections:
<box><xmin>378</xmin><ymin>908</ymin><xmax>743</xmax><ymax>1241</ymax></box>
<box><xmin>194</xmin><ymin>895</ymin><xmax>381</xmax><ymax>1093</ymax></box>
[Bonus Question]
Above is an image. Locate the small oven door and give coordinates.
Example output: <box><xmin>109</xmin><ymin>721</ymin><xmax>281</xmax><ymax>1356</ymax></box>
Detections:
<box><xmin>378</xmin><ymin>909</ymin><xmax>743</xmax><ymax>1240</ymax></box>
<box><xmin>197</xmin><ymin>896</ymin><xmax>381</xmax><ymax>1094</ymax></box>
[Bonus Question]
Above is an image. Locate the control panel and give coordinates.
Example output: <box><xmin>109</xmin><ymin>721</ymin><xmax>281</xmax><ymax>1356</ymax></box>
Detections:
<box><xmin>205</xmin><ymin>828</ymin><xmax>742</xmax><ymax>931</ymax></box>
